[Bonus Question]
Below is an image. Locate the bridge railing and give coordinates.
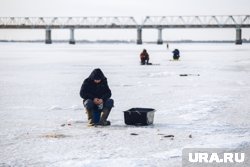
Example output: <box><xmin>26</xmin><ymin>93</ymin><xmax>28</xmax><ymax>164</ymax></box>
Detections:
<box><xmin>142</xmin><ymin>15</ymin><xmax>250</xmax><ymax>28</ymax></box>
<box><xmin>0</xmin><ymin>16</ymin><xmax>138</xmax><ymax>29</ymax></box>
<box><xmin>1</xmin><ymin>15</ymin><xmax>250</xmax><ymax>29</ymax></box>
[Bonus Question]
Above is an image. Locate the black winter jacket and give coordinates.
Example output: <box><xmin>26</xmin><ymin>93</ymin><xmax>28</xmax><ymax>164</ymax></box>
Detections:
<box><xmin>80</xmin><ymin>69</ymin><xmax>111</xmax><ymax>102</ymax></box>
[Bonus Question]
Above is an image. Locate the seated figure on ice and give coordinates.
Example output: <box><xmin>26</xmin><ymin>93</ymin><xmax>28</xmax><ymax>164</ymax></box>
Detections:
<box><xmin>172</xmin><ymin>49</ymin><xmax>180</xmax><ymax>60</ymax></box>
<box><xmin>140</xmin><ymin>49</ymin><xmax>150</xmax><ymax>65</ymax></box>
<box><xmin>80</xmin><ymin>68</ymin><xmax>114</xmax><ymax>126</ymax></box>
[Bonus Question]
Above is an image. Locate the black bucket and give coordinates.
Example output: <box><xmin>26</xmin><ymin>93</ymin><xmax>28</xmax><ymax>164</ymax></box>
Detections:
<box><xmin>123</xmin><ymin>108</ymin><xmax>155</xmax><ymax>125</ymax></box>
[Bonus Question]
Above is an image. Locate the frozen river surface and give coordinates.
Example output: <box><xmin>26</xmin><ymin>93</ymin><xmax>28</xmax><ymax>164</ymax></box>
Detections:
<box><xmin>0</xmin><ymin>43</ymin><xmax>250</xmax><ymax>167</ymax></box>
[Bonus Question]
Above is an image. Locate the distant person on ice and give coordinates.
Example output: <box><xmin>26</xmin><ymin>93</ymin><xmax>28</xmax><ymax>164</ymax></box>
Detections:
<box><xmin>172</xmin><ymin>49</ymin><xmax>180</xmax><ymax>60</ymax></box>
<box><xmin>80</xmin><ymin>68</ymin><xmax>114</xmax><ymax>126</ymax></box>
<box><xmin>140</xmin><ymin>49</ymin><xmax>150</xmax><ymax>65</ymax></box>
<box><xmin>166</xmin><ymin>43</ymin><xmax>169</xmax><ymax>49</ymax></box>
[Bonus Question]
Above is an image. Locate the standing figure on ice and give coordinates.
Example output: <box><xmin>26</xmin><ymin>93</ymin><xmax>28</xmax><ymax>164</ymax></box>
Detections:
<box><xmin>80</xmin><ymin>68</ymin><xmax>114</xmax><ymax>126</ymax></box>
<box><xmin>140</xmin><ymin>49</ymin><xmax>150</xmax><ymax>65</ymax></box>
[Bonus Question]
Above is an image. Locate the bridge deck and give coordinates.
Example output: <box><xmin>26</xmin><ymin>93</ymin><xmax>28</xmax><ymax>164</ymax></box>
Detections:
<box><xmin>0</xmin><ymin>15</ymin><xmax>250</xmax><ymax>29</ymax></box>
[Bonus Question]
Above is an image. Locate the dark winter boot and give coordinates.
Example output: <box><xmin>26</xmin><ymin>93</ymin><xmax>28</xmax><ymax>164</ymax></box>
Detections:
<box><xmin>86</xmin><ymin>109</ymin><xmax>95</xmax><ymax>126</ymax></box>
<box><xmin>98</xmin><ymin>108</ymin><xmax>111</xmax><ymax>126</ymax></box>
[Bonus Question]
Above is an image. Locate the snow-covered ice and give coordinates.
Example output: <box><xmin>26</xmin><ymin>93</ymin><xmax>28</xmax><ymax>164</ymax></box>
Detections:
<box><xmin>0</xmin><ymin>43</ymin><xmax>250</xmax><ymax>167</ymax></box>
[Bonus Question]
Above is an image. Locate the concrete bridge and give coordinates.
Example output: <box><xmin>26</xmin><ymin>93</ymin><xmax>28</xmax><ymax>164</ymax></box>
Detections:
<box><xmin>0</xmin><ymin>15</ymin><xmax>249</xmax><ymax>44</ymax></box>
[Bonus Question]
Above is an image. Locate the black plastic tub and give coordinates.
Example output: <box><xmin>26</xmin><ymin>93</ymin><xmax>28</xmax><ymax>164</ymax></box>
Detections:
<box><xmin>123</xmin><ymin>108</ymin><xmax>156</xmax><ymax>125</ymax></box>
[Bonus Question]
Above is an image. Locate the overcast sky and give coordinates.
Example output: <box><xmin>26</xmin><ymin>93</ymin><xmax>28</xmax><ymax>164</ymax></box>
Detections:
<box><xmin>0</xmin><ymin>0</ymin><xmax>250</xmax><ymax>41</ymax></box>
<box><xmin>1</xmin><ymin>0</ymin><xmax>250</xmax><ymax>17</ymax></box>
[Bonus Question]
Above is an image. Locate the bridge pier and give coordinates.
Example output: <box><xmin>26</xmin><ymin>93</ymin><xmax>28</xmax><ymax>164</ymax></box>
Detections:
<box><xmin>69</xmin><ymin>28</ymin><xmax>75</xmax><ymax>44</ymax></box>
<box><xmin>137</xmin><ymin>28</ymin><xmax>142</xmax><ymax>45</ymax></box>
<box><xmin>45</xmin><ymin>29</ymin><xmax>52</xmax><ymax>44</ymax></box>
<box><xmin>235</xmin><ymin>28</ymin><xmax>242</xmax><ymax>45</ymax></box>
<box><xmin>157</xmin><ymin>28</ymin><xmax>163</xmax><ymax>44</ymax></box>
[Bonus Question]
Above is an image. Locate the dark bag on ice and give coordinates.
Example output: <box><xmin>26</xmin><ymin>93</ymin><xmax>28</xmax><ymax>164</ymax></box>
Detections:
<box><xmin>123</xmin><ymin>108</ymin><xmax>155</xmax><ymax>125</ymax></box>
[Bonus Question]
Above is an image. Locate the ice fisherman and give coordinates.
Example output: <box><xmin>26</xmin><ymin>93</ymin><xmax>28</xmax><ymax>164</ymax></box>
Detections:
<box><xmin>80</xmin><ymin>68</ymin><xmax>114</xmax><ymax>126</ymax></box>
<box><xmin>172</xmin><ymin>49</ymin><xmax>180</xmax><ymax>60</ymax></box>
<box><xmin>140</xmin><ymin>49</ymin><xmax>150</xmax><ymax>65</ymax></box>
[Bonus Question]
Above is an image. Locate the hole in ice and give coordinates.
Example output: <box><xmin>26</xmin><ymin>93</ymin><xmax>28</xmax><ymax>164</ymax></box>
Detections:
<box><xmin>130</xmin><ymin>133</ymin><xmax>139</xmax><ymax>136</ymax></box>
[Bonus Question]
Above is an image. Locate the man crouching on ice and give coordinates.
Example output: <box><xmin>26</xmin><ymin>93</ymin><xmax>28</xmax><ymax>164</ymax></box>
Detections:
<box><xmin>80</xmin><ymin>68</ymin><xmax>114</xmax><ymax>126</ymax></box>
